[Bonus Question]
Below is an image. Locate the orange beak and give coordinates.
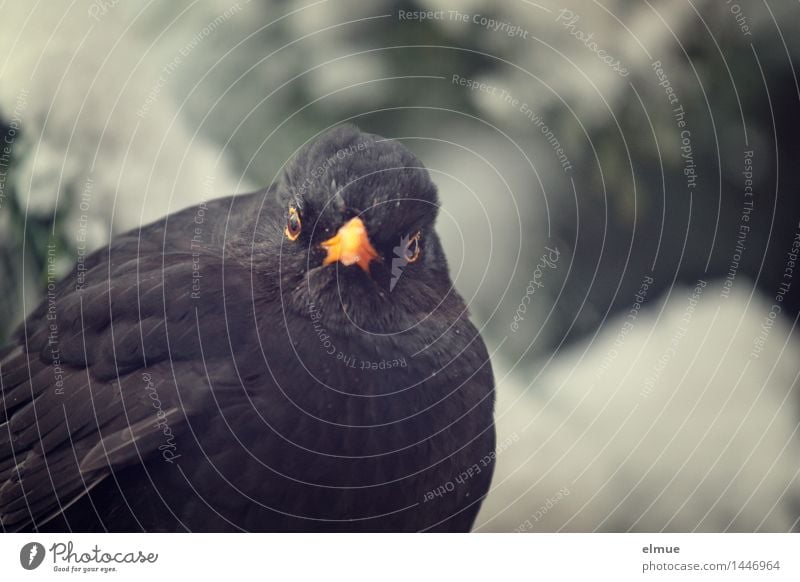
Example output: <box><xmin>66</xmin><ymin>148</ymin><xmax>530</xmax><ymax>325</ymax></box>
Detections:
<box><xmin>320</xmin><ymin>217</ymin><xmax>379</xmax><ymax>273</ymax></box>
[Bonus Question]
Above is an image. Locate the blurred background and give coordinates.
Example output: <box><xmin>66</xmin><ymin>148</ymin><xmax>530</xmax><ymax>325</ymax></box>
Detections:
<box><xmin>1</xmin><ymin>0</ymin><xmax>798</xmax><ymax>531</ymax></box>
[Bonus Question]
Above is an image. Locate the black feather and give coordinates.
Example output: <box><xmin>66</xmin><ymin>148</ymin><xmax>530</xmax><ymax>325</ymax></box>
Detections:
<box><xmin>0</xmin><ymin>126</ymin><xmax>495</xmax><ymax>532</ymax></box>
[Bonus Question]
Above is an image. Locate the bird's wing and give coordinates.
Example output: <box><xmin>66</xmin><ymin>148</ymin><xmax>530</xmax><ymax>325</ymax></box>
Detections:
<box><xmin>0</xmin><ymin>203</ymin><xmax>259</xmax><ymax>531</ymax></box>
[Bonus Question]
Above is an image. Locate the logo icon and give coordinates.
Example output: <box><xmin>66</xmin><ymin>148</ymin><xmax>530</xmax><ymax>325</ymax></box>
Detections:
<box><xmin>390</xmin><ymin>232</ymin><xmax>420</xmax><ymax>292</ymax></box>
<box><xmin>20</xmin><ymin>542</ymin><xmax>46</xmax><ymax>570</ymax></box>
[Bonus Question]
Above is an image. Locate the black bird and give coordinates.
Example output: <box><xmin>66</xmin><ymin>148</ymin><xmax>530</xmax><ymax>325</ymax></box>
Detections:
<box><xmin>0</xmin><ymin>125</ymin><xmax>495</xmax><ymax>532</ymax></box>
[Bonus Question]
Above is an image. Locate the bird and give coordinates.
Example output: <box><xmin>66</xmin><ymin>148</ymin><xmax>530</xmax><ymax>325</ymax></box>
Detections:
<box><xmin>0</xmin><ymin>125</ymin><xmax>496</xmax><ymax>532</ymax></box>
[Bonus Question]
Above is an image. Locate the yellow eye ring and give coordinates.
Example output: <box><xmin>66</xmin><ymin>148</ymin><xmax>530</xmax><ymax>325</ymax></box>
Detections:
<box><xmin>405</xmin><ymin>231</ymin><xmax>422</xmax><ymax>263</ymax></box>
<box><xmin>285</xmin><ymin>207</ymin><xmax>301</xmax><ymax>241</ymax></box>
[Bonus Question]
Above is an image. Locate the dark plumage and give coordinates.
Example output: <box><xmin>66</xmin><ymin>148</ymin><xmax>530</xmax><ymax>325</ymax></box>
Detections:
<box><xmin>0</xmin><ymin>125</ymin><xmax>495</xmax><ymax>532</ymax></box>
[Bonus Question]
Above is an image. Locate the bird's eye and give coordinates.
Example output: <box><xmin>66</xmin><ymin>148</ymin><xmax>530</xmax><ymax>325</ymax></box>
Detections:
<box><xmin>404</xmin><ymin>231</ymin><xmax>422</xmax><ymax>263</ymax></box>
<box><xmin>285</xmin><ymin>207</ymin><xmax>302</xmax><ymax>241</ymax></box>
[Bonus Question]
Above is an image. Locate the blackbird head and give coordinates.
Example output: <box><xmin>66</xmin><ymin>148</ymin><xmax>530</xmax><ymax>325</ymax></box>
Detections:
<box><xmin>272</xmin><ymin>125</ymin><xmax>454</xmax><ymax>329</ymax></box>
